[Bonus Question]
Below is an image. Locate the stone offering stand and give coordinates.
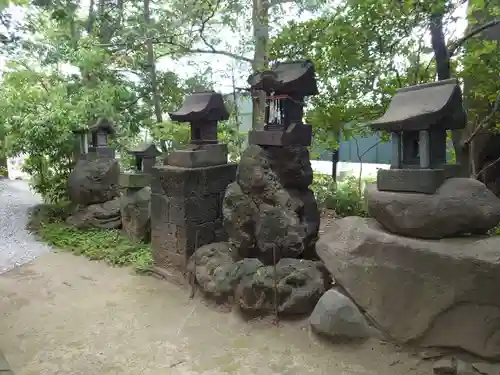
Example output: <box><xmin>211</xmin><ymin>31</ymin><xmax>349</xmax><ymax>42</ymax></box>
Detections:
<box><xmin>64</xmin><ymin>68</ymin><xmax>500</xmax><ymax>364</ymax></box>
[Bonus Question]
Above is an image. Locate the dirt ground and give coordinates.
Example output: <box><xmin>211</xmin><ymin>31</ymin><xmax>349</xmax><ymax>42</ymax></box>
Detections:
<box><xmin>0</xmin><ymin>251</ymin><xmax>435</xmax><ymax>375</ymax></box>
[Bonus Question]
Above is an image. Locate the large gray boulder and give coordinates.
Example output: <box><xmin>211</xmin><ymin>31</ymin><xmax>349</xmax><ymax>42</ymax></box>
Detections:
<box><xmin>68</xmin><ymin>158</ymin><xmax>120</xmax><ymax>206</ymax></box>
<box><xmin>317</xmin><ymin>216</ymin><xmax>500</xmax><ymax>359</ymax></box>
<box><xmin>367</xmin><ymin>178</ymin><xmax>500</xmax><ymax>239</ymax></box>
<box><xmin>120</xmin><ymin>187</ymin><xmax>151</xmax><ymax>242</ymax></box>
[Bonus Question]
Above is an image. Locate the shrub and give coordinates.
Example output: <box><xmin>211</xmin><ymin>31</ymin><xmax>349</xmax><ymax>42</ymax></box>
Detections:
<box><xmin>311</xmin><ymin>173</ymin><xmax>374</xmax><ymax>217</ymax></box>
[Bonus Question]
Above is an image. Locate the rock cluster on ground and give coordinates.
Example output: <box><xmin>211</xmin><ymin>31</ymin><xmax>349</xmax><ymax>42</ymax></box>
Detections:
<box><xmin>222</xmin><ymin>145</ymin><xmax>320</xmax><ymax>263</ymax></box>
<box><xmin>66</xmin><ymin>158</ymin><xmax>121</xmax><ymax>229</ymax></box>
<box><xmin>186</xmin><ymin>242</ymin><xmax>328</xmax><ymax>315</ymax></box>
<box><xmin>317</xmin><ymin>216</ymin><xmax>500</xmax><ymax>359</ymax></box>
<box><xmin>187</xmin><ymin>145</ymin><xmax>326</xmax><ymax>316</ymax></box>
<box><xmin>366</xmin><ymin>178</ymin><xmax>500</xmax><ymax>239</ymax></box>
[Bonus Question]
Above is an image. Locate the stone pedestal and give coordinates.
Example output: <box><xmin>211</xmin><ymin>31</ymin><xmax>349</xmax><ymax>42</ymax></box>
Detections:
<box><xmin>119</xmin><ymin>172</ymin><xmax>152</xmax><ymax>242</ymax></box>
<box><xmin>376</xmin><ymin>164</ymin><xmax>466</xmax><ymax>194</ymax></box>
<box><xmin>150</xmin><ymin>155</ymin><xmax>237</xmax><ymax>270</ymax></box>
<box><xmin>119</xmin><ymin>172</ymin><xmax>151</xmax><ymax>190</ymax></box>
<box><xmin>167</xmin><ymin>143</ymin><xmax>228</xmax><ymax>168</ymax></box>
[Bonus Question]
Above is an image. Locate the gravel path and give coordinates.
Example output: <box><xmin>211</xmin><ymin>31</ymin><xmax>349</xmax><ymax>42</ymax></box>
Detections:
<box><xmin>0</xmin><ymin>178</ymin><xmax>50</xmax><ymax>274</ymax></box>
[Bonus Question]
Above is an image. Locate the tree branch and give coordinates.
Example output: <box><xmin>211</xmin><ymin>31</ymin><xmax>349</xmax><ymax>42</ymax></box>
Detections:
<box><xmin>464</xmin><ymin>93</ymin><xmax>500</xmax><ymax>145</ymax></box>
<box><xmin>449</xmin><ymin>19</ymin><xmax>500</xmax><ymax>57</ymax></box>
<box><xmin>475</xmin><ymin>155</ymin><xmax>500</xmax><ymax>179</ymax></box>
<box><xmin>155</xmin><ymin>40</ymin><xmax>253</xmax><ymax>63</ymax></box>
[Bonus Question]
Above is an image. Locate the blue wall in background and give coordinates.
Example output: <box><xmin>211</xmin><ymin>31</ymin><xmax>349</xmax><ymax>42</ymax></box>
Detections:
<box><xmin>338</xmin><ymin>133</ymin><xmax>391</xmax><ymax>164</ymax></box>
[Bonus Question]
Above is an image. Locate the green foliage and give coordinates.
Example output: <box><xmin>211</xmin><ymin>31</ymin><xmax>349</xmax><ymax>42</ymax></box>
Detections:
<box><xmin>460</xmin><ymin>1</ymin><xmax>500</xmax><ymax>133</ymax></box>
<box><xmin>29</xmin><ymin>203</ymin><xmax>153</xmax><ymax>272</ymax></box>
<box><xmin>490</xmin><ymin>223</ymin><xmax>500</xmax><ymax>236</ymax></box>
<box><xmin>150</xmin><ymin>121</ymin><xmax>191</xmax><ymax>153</ymax></box>
<box><xmin>39</xmin><ymin>222</ymin><xmax>153</xmax><ymax>272</ymax></box>
<box><xmin>0</xmin><ymin>3</ymin><xmax>214</xmax><ymax>202</ymax></box>
<box><xmin>271</xmin><ymin>0</ymin><xmax>434</xmax><ymax>148</ymax></box>
<box><xmin>311</xmin><ymin>173</ymin><xmax>374</xmax><ymax>217</ymax></box>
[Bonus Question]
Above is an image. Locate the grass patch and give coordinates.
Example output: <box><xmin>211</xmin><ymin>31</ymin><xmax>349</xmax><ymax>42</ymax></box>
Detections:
<box><xmin>30</xmin><ymin>203</ymin><xmax>153</xmax><ymax>273</ymax></box>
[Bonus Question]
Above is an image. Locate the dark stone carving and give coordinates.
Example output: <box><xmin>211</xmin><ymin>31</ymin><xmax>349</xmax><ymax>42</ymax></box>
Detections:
<box><xmin>370</xmin><ymin>78</ymin><xmax>467</xmax><ymax>194</ymax></box>
<box><xmin>222</xmin><ymin>145</ymin><xmax>320</xmax><ymax>264</ymax></box>
<box><xmin>168</xmin><ymin>91</ymin><xmax>229</xmax><ymax>145</ymax></box>
<box><xmin>248</xmin><ymin>60</ymin><xmax>318</xmax><ymax>147</ymax></box>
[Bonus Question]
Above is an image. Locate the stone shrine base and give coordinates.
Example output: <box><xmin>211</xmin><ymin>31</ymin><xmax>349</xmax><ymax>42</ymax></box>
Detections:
<box><xmin>317</xmin><ymin>216</ymin><xmax>500</xmax><ymax>360</ymax></box>
<box><xmin>150</xmin><ymin>163</ymin><xmax>237</xmax><ymax>270</ymax></box>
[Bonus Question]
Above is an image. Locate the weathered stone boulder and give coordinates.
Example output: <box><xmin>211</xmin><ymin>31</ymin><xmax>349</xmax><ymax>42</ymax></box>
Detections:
<box><xmin>254</xmin><ymin>203</ymin><xmax>305</xmax><ymax>264</ymax></box>
<box><xmin>120</xmin><ymin>187</ymin><xmax>151</xmax><ymax>242</ymax></box>
<box><xmin>236</xmin><ymin>258</ymin><xmax>328</xmax><ymax>316</ymax></box>
<box><xmin>317</xmin><ymin>216</ymin><xmax>500</xmax><ymax>359</ymax></box>
<box><xmin>222</xmin><ymin>182</ymin><xmax>257</xmax><ymax>257</ymax></box>
<box><xmin>309</xmin><ymin>289</ymin><xmax>370</xmax><ymax>341</ymax></box>
<box><xmin>187</xmin><ymin>243</ymin><xmax>328</xmax><ymax>315</ymax></box>
<box><xmin>66</xmin><ymin>197</ymin><xmax>121</xmax><ymax>229</ymax></box>
<box><xmin>222</xmin><ymin>145</ymin><xmax>320</xmax><ymax>261</ymax></box>
<box><xmin>186</xmin><ymin>242</ymin><xmax>263</xmax><ymax>300</ymax></box>
<box><xmin>68</xmin><ymin>158</ymin><xmax>120</xmax><ymax>206</ymax></box>
<box><xmin>367</xmin><ymin>178</ymin><xmax>500</xmax><ymax>239</ymax></box>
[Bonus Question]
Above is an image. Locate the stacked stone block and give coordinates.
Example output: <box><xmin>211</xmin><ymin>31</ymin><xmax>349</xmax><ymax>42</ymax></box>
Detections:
<box><xmin>151</xmin><ymin>163</ymin><xmax>236</xmax><ymax>269</ymax></box>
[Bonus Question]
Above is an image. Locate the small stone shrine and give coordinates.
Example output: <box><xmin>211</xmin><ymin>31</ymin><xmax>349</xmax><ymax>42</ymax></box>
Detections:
<box><xmin>119</xmin><ymin>142</ymin><xmax>160</xmax><ymax>190</ymax></box>
<box><xmin>150</xmin><ymin>91</ymin><xmax>237</xmax><ymax>270</ymax></box>
<box><xmin>248</xmin><ymin>60</ymin><xmax>318</xmax><ymax>146</ymax></box>
<box><xmin>316</xmin><ymin>78</ymin><xmax>500</xmax><ymax>360</ymax></box>
<box><xmin>184</xmin><ymin>61</ymin><xmax>326</xmax><ymax>317</ymax></box>
<box><xmin>73</xmin><ymin>118</ymin><xmax>116</xmax><ymax>160</ymax></box>
<box><xmin>370</xmin><ymin>78</ymin><xmax>466</xmax><ymax>194</ymax></box>
<box><xmin>119</xmin><ymin>142</ymin><xmax>160</xmax><ymax>242</ymax></box>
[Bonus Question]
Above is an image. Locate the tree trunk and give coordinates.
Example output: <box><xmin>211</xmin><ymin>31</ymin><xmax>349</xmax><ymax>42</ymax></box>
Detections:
<box><xmin>251</xmin><ymin>0</ymin><xmax>270</xmax><ymax>130</ymax></box>
<box><xmin>143</xmin><ymin>0</ymin><xmax>167</xmax><ymax>151</ymax></box>
<box><xmin>429</xmin><ymin>10</ymin><xmax>472</xmax><ymax>175</ymax></box>
<box><xmin>430</xmin><ymin>12</ymin><xmax>450</xmax><ymax>80</ymax></box>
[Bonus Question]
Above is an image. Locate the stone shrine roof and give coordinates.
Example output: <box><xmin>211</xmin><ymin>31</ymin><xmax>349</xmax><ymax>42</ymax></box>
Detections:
<box><xmin>169</xmin><ymin>91</ymin><xmax>229</xmax><ymax>123</ymax></box>
<box><xmin>370</xmin><ymin>78</ymin><xmax>466</xmax><ymax>132</ymax></box>
<box><xmin>73</xmin><ymin>118</ymin><xmax>116</xmax><ymax>135</ymax></box>
<box><xmin>247</xmin><ymin>60</ymin><xmax>319</xmax><ymax>97</ymax></box>
<box><xmin>127</xmin><ymin>142</ymin><xmax>161</xmax><ymax>157</ymax></box>
<box><xmin>89</xmin><ymin>118</ymin><xmax>116</xmax><ymax>135</ymax></box>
